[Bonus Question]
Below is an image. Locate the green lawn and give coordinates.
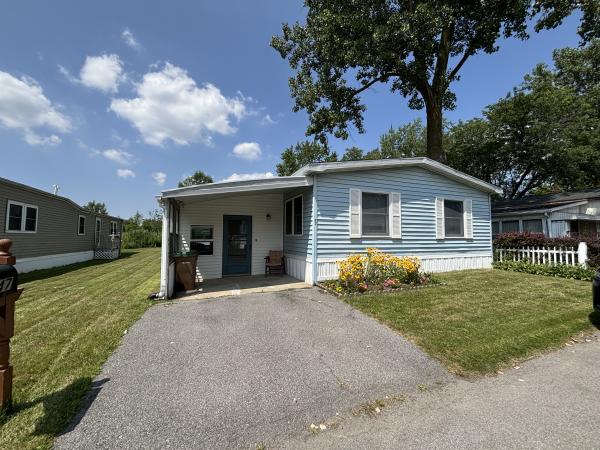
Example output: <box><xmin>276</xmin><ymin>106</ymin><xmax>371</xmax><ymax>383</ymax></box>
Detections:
<box><xmin>346</xmin><ymin>269</ymin><xmax>599</xmax><ymax>376</ymax></box>
<box><xmin>0</xmin><ymin>248</ymin><xmax>160</xmax><ymax>450</ymax></box>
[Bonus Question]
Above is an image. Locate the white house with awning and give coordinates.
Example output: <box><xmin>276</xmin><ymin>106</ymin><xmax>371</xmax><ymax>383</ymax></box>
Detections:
<box><xmin>156</xmin><ymin>157</ymin><xmax>502</xmax><ymax>299</ymax></box>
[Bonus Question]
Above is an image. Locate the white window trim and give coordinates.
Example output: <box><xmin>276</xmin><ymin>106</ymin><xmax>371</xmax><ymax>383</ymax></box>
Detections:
<box><xmin>78</xmin><ymin>215</ymin><xmax>86</xmax><ymax>236</ymax></box>
<box><xmin>285</xmin><ymin>194</ymin><xmax>304</xmax><ymax>237</ymax></box>
<box><xmin>360</xmin><ymin>190</ymin><xmax>391</xmax><ymax>238</ymax></box>
<box><xmin>110</xmin><ymin>221</ymin><xmax>118</xmax><ymax>236</ymax></box>
<box><xmin>190</xmin><ymin>224</ymin><xmax>215</xmax><ymax>256</ymax></box>
<box><xmin>442</xmin><ymin>198</ymin><xmax>469</xmax><ymax>239</ymax></box>
<box><xmin>5</xmin><ymin>200</ymin><xmax>38</xmax><ymax>233</ymax></box>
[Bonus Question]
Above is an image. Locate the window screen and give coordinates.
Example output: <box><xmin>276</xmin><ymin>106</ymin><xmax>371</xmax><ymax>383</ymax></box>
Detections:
<box><xmin>501</xmin><ymin>220</ymin><xmax>519</xmax><ymax>233</ymax></box>
<box><xmin>522</xmin><ymin>219</ymin><xmax>543</xmax><ymax>233</ymax></box>
<box><xmin>7</xmin><ymin>203</ymin><xmax>22</xmax><ymax>231</ymax></box>
<box><xmin>362</xmin><ymin>192</ymin><xmax>389</xmax><ymax>236</ymax></box>
<box><xmin>79</xmin><ymin>216</ymin><xmax>86</xmax><ymax>235</ymax></box>
<box><xmin>285</xmin><ymin>196</ymin><xmax>303</xmax><ymax>236</ymax></box>
<box><xmin>444</xmin><ymin>200</ymin><xmax>464</xmax><ymax>237</ymax></box>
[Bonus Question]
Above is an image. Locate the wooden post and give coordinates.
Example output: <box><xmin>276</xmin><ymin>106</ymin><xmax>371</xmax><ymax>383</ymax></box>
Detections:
<box><xmin>0</xmin><ymin>239</ymin><xmax>22</xmax><ymax>411</ymax></box>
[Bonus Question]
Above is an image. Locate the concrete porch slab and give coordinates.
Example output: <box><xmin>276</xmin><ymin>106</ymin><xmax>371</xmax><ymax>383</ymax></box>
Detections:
<box><xmin>173</xmin><ymin>274</ymin><xmax>310</xmax><ymax>300</ymax></box>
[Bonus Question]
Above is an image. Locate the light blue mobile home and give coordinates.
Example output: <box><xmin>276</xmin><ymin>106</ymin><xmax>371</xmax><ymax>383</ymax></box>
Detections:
<box><xmin>157</xmin><ymin>158</ymin><xmax>502</xmax><ymax>298</ymax></box>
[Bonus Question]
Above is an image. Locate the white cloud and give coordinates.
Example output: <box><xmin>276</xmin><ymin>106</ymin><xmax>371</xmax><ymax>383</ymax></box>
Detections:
<box><xmin>102</xmin><ymin>148</ymin><xmax>133</xmax><ymax>165</ymax></box>
<box><xmin>232</xmin><ymin>142</ymin><xmax>261</xmax><ymax>160</ymax></box>
<box><xmin>152</xmin><ymin>171</ymin><xmax>167</xmax><ymax>185</ymax></box>
<box><xmin>260</xmin><ymin>114</ymin><xmax>276</xmax><ymax>125</ymax></box>
<box><xmin>121</xmin><ymin>28</ymin><xmax>141</xmax><ymax>50</ymax></box>
<box><xmin>0</xmin><ymin>71</ymin><xmax>71</xmax><ymax>145</ymax></box>
<box><xmin>221</xmin><ymin>172</ymin><xmax>274</xmax><ymax>182</ymax></box>
<box><xmin>117</xmin><ymin>168</ymin><xmax>136</xmax><ymax>179</ymax></box>
<box><xmin>110</xmin><ymin>63</ymin><xmax>247</xmax><ymax>146</ymax></box>
<box><xmin>79</xmin><ymin>54</ymin><xmax>124</xmax><ymax>93</ymax></box>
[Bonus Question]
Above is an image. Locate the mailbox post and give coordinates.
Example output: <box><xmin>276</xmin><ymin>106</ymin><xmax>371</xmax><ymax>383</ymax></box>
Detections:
<box><xmin>0</xmin><ymin>239</ymin><xmax>22</xmax><ymax>410</ymax></box>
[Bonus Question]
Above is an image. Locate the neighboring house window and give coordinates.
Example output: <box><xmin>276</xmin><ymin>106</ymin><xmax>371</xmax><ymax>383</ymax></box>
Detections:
<box><xmin>492</xmin><ymin>221</ymin><xmax>500</xmax><ymax>236</ymax></box>
<box><xmin>285</xmin><ymin>195</ymin><xmax>303</xmax><ymax>236</ymax></box>
<box><xmin>522</xmin><ymin>219</ymin><xmax>543</xmax><ymax>233</ymax></box>
<box><xmin>6</xmin><ymin>201</ymin><xmax>38</xmax><ymax>233</ymax></box>
<box><xmin>444</xmin><ymin>200</ymin><xmax>464</xmax><ymax>237</ymax></box>
<box><xmin>78</xmin><ymin>215</ymin><xmax>86</xmax><ymax>235</ymax></box>
<box><xmin>501</xmin><ymin>220</ymin><xmax>519</xmax><ymax>233</ymax></box>
<box><xmin>190</xmin><ymin>225</ymin><xmax>214</xmax><ymax>255</ymax></box>
<box><xmin>110</xmin><ymin>221</ymin><xmax>118</xmax><ymax>235</ymax></box>
<box><xmin>362</xmin><ymin>192</ymin><xmax>389</xmax><ymax>236</ymax></box>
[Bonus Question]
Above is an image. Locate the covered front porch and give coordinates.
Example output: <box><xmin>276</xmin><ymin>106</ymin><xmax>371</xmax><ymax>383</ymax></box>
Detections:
<box><xmin>157</xmin><ymin>176</ymin><xmax>314</xmax><ymax>299</ymax></box>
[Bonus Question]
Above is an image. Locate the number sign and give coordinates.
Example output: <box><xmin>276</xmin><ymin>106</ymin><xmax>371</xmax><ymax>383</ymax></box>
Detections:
<box><xmin>0</xmin><ymin>277</ymin><xmax>14</xmax><ymax>294</ymax></box>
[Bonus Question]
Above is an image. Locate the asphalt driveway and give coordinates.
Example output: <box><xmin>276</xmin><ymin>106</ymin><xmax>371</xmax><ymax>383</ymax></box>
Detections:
<box><xmin>55</xmin><ymin>288</ymin><xmax>450</xmax><ymax>449</ymax></box>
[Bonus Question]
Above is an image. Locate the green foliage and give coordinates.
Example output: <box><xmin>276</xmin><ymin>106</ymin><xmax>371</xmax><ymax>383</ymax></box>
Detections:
<box><xmin>83</xmin><ymin>200</ymin><xmax>108</xmax><ymax>215</ymax></box>
<box><xmin>341</xmin><ymin>146</ymin><xmax>364</xmax><ymax>161</ymax></box>
<box><xmin>178</xmin><ymin>170</ymin><xmax>213</xmax><ymax>187</ymax></box>
<box><xmin>276</xmin><ymin>140</ymin><xmax>337</xmax><ymax>176</ymax></box>
<box><xmin>122</xmin><ymin>209</ymin><xmax>162</xmax><ymax>249</ymax></box>
<box><xmin>493</xmin><ymin>260</ymin><xmax>595</xmax><ymax>281</ymax></box>
<box><xmin>271</xmin><ymin>0</ymin><xmax>588</xmax><ymax>161</ymax></box>
<box><xmin>447</xmin><ymin>40</ymin><xmax>600</xmax><ymax>198</ymax></box>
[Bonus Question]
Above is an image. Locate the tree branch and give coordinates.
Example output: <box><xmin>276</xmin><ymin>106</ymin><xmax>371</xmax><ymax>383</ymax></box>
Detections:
<box><xmin>433</xmin><ymin>22</ymin><xmax>455</xmax><ymax>93</ymax></box>
<box><xmin>352</xmin><ymin>73</ymin><xmax>398</xmax><ymax>96</ymax></box>
<box><xmin>448</xmin><ymin>44</ymin><xmax>476</xmax><ymax>80</ymax></box>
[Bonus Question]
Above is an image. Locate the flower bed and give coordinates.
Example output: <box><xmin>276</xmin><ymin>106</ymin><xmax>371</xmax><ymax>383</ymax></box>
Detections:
<box><xmin>322</xmin><ymin>248</ymin><xmax>438</xmax><ymax>295</ymax></box>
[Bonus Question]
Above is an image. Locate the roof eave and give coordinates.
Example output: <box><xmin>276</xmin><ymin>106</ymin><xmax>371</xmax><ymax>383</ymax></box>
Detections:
<box><xmin>294</xmin><ymin>158</ymin><xmax>502</xmax><ymax>195</ymax></box>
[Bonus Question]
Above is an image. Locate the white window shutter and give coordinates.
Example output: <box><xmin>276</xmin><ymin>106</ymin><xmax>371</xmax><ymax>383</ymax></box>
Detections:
<box><xmin>464</xmin><ymin>198</ymin><xmax>473</xmax><ymax>239</ymax></box>
<box><xmin>390</xmin><ymin>192</ymin><xmax>401</xmax><ymax>238</ymax></box>
<box><xmin>349</xmin><ymin>189</ymin><xmax>361</xmax><ymax>238</ymax></box>
<box><xmin>435</xmin><ymin>197</ymin><xmax>445</xmax><ymax>239</ymax></box>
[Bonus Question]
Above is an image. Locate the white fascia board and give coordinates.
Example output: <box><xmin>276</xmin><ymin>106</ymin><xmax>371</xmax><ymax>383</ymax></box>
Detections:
<box><xmin>159</xmin><ymin>176</ymin><xmax>312</xmax><ymax>199</ymax></box>
<box><xmin>492</xmin><ymin>200</ymin><xmax>589</xmax><ymax>216</ymax></box>
<box><xmin>293</xmin><ymin>157</ymin><xmax>503</xmax><ymax>195</ymax></box>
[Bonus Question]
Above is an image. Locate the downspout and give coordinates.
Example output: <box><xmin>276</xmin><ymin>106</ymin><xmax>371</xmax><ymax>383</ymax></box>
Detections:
<box><xmin>311</xmin><ymin>174</ymin><xmax>318</xmax><ymax>285</ymax></box>
<box><xmin>544</xmin><ymin>212</ymin><xmax>551</xmax><ymax>237</ymax></box>
<box><xmin>158</xmin><ymin>197</ymin><xmax>171</xmax><ymax>299</ymax></box>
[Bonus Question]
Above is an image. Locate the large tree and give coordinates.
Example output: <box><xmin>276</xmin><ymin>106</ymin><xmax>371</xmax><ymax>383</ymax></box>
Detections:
<box><xmin>276</xmin><ymin>140</ymin><xmax>338</xmax><ymax>176</ymax></box>
<box><xmin>178</xmin><ymin>170</ymin><xmax>214</xmax><ymax>187</ymax></box>
<box><xmin>271</xmin><ymin>0</ymin><xmax>595</xmax><ymax>162</ymax></box>
<box><xmin>447</xmin><ymin>43</ymin><xmax>600</xmax><ymax>198</ymax></box>
<box><xmin>83</xmin><ymin>201</ymin><xmax>108</xmax><ymax>215</ymax></box>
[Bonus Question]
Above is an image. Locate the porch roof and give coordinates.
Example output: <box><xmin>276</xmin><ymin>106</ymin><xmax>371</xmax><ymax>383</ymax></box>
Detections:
<box><xmin>158</xmin><ymin>175</ymin><xmax>312</xmax><ymax>200</ymax></box>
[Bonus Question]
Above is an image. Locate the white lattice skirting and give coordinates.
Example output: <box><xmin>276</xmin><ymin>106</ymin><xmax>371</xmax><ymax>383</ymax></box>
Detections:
<box><xmin>94</xmin><ymin>249</ymin><xmax>120</xmax><ymax>260</ymax></box>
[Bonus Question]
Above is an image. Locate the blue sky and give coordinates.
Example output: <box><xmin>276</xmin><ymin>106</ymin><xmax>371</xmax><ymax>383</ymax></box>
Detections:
<box><xmin>0</xmin><ymin>1</ymin><xmax>582</xmax><ymax>218</ymax></box>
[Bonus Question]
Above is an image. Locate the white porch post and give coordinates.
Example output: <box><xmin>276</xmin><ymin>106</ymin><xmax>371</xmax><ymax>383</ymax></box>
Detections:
<box><xmin>311</xmin><ymin>174</ymin><xmax>318</xmax><ymax>285</ymax></box>
<box><xmin>159</xmin><ymin>198</ymin><xmax>171</xmax><ymax>298</ymax></box>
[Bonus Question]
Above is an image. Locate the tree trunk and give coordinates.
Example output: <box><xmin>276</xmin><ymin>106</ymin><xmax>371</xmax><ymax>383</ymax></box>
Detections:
<box><xmin>425</xmin><ymin>99</ymin><xmax>445</xmax><ymax>162</ymax></box>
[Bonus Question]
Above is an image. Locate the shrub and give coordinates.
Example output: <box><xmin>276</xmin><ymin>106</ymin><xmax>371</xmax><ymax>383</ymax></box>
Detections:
<box><xmin>122</xmin><ymin>229</ymin><xmax>161</xmax><ymax>249</ymax></box>
<box><xmin>337</xmin><ymin>248</ymin><xmax>426</xmax><ymax>292</ymax></box>
<box><xmin>493</xmin><ymin>232</ymin><xmax>600</xmax><ymax>268</ymax></box>
<box><xmin>493</xmin><ymin>260</ymin><xmax>595</xmax><ymax>281</ymax></box>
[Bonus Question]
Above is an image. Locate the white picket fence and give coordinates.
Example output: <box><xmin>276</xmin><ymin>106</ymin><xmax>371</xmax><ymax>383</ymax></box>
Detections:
<box><xmin>494</xmin><ymin>242</ymin><xmax>588</xmax><ymax>267</ymax></box>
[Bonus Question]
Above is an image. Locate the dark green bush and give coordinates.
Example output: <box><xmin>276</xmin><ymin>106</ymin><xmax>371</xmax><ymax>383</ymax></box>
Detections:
<box><xmin>122</xmin><ymin>229</ymin><xmax>161</xmax><ymax>249</ymax></box>
<box><xmin>493</xmin><ymin>260</ymin><xmax>595</xmax><ymax>281</ymax></box>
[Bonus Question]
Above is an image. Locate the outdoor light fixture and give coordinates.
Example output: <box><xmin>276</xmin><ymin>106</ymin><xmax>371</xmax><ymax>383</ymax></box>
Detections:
<box><xmin>266</xmin><ymin>213</ymin><xmax>272</xmax><ymax>221</ymax></box>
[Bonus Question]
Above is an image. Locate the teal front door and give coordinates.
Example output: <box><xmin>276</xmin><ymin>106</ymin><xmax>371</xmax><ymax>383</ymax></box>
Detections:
<box><xmin>222</xmin><ymin>215</ymin><xmax>252</xmax><ymax>276</ymax></box>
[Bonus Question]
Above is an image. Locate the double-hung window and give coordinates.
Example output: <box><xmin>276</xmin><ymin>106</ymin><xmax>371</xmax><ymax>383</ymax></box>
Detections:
<box><xmin>110</xmin><ymin>221</ymin><xmax>118</xmax><ymax>235</ymax></box>
<box><xmin>190</xmin><ymin>225</ymin><xmax>214</xmax><ymax>255</ymax></box>
<box><xmin>6</xmin><ymin>201</ymin><xmax>38</xmax><ymax>233</ymax></box>
<box><xmin>285</xmin><ymin>195</ymin><xmax>303</xmax><ymax>236</ymax></box>
<box><xmin>349</xmin><ymin>189</ymin><xmax>401</xmax><ymax>238</ymax></box>
<box><xmin>435</xmin><ymin>197</ymin><xmax>473</xmax><ymax>239</ymax></box>
<box><xmin>362</xmin><ymin>192</ymin><xmax>389</xmax><ymax>236</ymax></box>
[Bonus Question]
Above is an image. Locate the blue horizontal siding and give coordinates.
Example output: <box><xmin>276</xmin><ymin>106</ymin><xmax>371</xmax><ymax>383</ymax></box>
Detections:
<box><xmin>315</xmin><ymin>167</ymin><xmax>491</xmax><ymax>258</ymax></box>
<box><xmin>283</xmin><ymin>186</ymin><xmax>313</xmax><ymax>257</ymax></box>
